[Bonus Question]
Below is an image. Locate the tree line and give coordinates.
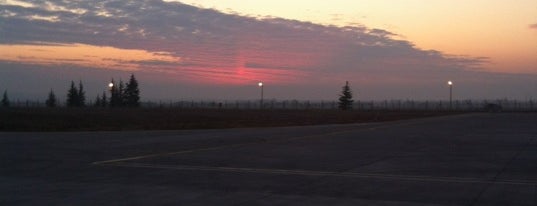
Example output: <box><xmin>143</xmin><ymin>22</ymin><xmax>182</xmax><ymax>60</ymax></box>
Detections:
<box><xmin>1</xmin><ymin>74</ymin><xmax>140</xmax><ymax>108</ymax></box>
<box><xmin>101</xmin><ymin>74</ymin><xmax>140</xmax><ymax>107</ymax></box>
<box><xmin>3</xmin><ymin>76</ymin><xmax>354</xmax><ymax>111</ymax></box>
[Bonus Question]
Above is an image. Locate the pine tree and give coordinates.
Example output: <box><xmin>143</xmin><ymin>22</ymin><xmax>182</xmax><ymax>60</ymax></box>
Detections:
<box><xmin>94</xmin><ymin>94</ymin><xmax>101</xmax><ymax>107</ymax></box>
<box><xmin>124</xmin><ymin>74</ymin><xmax>140</xmax><ymax>107</ymax></box>
<box><xmin>118</xmin><ymin>80</ymin><xmax>125</xmax><ymax>107</ymax></box>
<box><xmin>109</xmin><ymin>79</ymin><xmax>116</xmax><ymax>107</ymax></box>
<box><xmin>66</xmin><ymin>81</ymin><xmax>79</xmax><ymax>107</ymax></box>
<box><xmin>101</xmin><ymin>91</ymin><xmax>107</xmax><ymax>107</ymax></box>
<box><xmin>1</xmin><ymin>90</ymin><xmax>10</xmax><ymax>107</ymax></box>
<box><xmin>338</xmin><ymin>81</ymin><xmax>354</xmax><ymax>110</ymax></box>
<box><xmin>45</xmin><ymin>89</ymin><xmax>57</xmax><ymax>107</ymax></box>
<box><xmin>78</xmin><ymin>81</ymin><xmax>86</xmax><ymax>107</ymax></box>
<box><xmin>109</xmin><ymin>79</ymin><xmax>123</xmax><ymax>107</ymax></box>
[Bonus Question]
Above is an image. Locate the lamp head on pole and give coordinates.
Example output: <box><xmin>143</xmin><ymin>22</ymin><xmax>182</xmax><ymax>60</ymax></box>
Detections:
<box><xmin>258</xmin><ymin>82</ymin><xmax>263</xmax><ymax>87</ymax></box>
<box><xmin>108</xmin><ymin>83</ymin><xmax>114</xmax><ymax>88</ymax></box>
<box><xmin>448</xmin><ymin>81</ymin><xmax>453</xmax><ymax>86</ymax></box>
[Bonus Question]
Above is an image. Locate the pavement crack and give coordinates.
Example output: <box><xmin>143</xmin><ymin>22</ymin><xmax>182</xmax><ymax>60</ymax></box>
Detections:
<box><xmin>468</xmin><ymin>136</ymin><xmax>535</xmax><ymax>206</ymax></box>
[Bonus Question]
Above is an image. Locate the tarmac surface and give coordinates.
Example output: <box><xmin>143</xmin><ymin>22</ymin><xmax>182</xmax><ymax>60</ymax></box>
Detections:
<box><xmin>1</xmin><ymin>113</ymin><xmax>536</xmax><ymax>205</ymax></box>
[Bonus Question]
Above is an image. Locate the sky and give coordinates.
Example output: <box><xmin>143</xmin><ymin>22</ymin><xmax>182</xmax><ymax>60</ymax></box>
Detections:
<box><xmin>1</xmin><ymin>0</ymin><xmax>536</xmax><ymax>101</ymax></box>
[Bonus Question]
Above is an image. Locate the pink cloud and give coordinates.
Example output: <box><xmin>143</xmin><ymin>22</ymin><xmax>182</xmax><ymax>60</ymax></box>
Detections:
<box><xmin>530</xmin><ymin>23</ymin><xmax>537</xmax><ymax>29</ymax></box>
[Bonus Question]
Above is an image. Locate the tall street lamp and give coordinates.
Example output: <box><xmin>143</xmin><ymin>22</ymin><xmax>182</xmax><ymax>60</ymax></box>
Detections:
<box><xmin>108</xmin><ymin>82</ymin><xmax>114</xmax><ymax>96</ymax></box>
<box><xmin>108</xmin><ymin>82</ymin><xmax>115</xmax><ymax>107</ymax></box>
<box><xmin>258</xmin><ymin>82</ymin><xmax>264</xmax><ymax>109</ymax></box>
<box><xmin>448</xmin><ymin>80</ymin><xmax>453</xmax><ymax>110</ymax></box>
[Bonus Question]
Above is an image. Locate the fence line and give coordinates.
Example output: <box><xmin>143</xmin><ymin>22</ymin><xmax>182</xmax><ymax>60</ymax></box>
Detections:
<box><xmin>5</xmin><ymin>99</ymin><xmax>537</xmax><ymax>112</ymax></box>
<box><xmin>134</xmin><ymin>99</ymin><xmax>537</xmax><ymax>112</ymax></box>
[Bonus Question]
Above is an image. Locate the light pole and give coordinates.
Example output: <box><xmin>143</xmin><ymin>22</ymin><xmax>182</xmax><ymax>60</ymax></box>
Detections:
<box><xmin>448</xmin><ymin>81</ymin><xmax>453</xmax><ymax>110</ymax></box>
<box><xmin>108</xmin><ymin>82</ymin><xmax>114</xmax><ymax>107</ymax></box>
<box><xmin>108</xmin><ymin>82</ymin><xmax>114</xmax><ymax>96</ymax></box>
<box><xmin>258</xmin><ymin>82</ymin><xmax>264</xmax><ymax>109</ymax></box>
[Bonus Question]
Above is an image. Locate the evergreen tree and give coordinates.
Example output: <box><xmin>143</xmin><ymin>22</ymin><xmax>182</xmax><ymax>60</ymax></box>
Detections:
<box><xmin>109</xmin><ymin>75</ymin><xmax>140</xmax><ymax>108</ymax></box>
<box><xmin>45</xmin><ymin>89</ymin><xmax>57</xmax><ymax>107</ymax></box>
<box><xmin>109</xmin><ymin>79</ymin><xmax>116</xmax><ymax>107</ymax></box>
<box><xmin>94</xmin><ymin>94</ymin><xmax>101</xmax><ymax>107</ymax></box>
<box><xmin>109</xmin><ymin>79</ymin><xmax>118</xmax><ymax>107</ymax></box>
<box><xmin>101</xmin><ymin>91</ymin><xmax>107</xmax><ymax>107</ymax></box>
<box><xmin>78</xmin><ymin>81</ymin><xmax>86</xmax><ymax>107</ymax></box>
<box><xmin>338</xmin><ymin>81</ymin><xmax>354</xmax><ymax>110</ymax></box>
<box><xmin>109</xmin><ymin>79</ymin><xmax>123</xmax><ymax>107</ymax></box>
<box><xmin>1</xmin><ymin>90</ymin><xmax>10</xmax><ymax>107</ymax></box>
<box><xmin>124</xmin><ymin>74</ymin><xmax>140</xmax><ymax>107</ymax></box>
<box><xmin>118</xmin><ymin>80</ymin><xmax>125</xmax><ymax>106</ymax></box>
<box><xmin>66</xmin><ymin>81</ymin><xmax>79</xmax><ymax>107</ymax></box>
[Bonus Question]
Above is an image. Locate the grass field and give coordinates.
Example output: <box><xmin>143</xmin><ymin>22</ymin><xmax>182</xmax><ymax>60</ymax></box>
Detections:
<box><xmin>0</xmin><ymin>108</ymin><xmax>459</xmax><ymax>131</ymax></box>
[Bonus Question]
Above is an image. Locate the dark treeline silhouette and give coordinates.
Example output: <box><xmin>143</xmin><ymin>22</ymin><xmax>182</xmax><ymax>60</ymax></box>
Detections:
<box><xmin>94</xmin><ymin>91</ymin><xmax>108</xmax><ymax>107</ymax></box>
<box><xmin>124</xmin><ymin>74</ymin><xmax>140</xmax><ymax>107</ymax></box>
<box><xmin>106</xmin><ymin>74</ymin><xmax>140</xmax><ymax>107</ymax></box>
<box><xmin>61</xmin><ymin>74</ymin><xmax>140</xmax><ymax>108</ymax></box>
<box><xmin>109</xmin><ymin>78</ymin><xmax>124</xmax><ymax>107</ymax></box>
<box><xmin>66</xmin><ymin>81</ymin><xmax>86</xmax><ymax>107</ymax></box>
<box><xmin>3</xmin><ymin>75</ymin><xmax>537</xmax><ymax>112</ymax></box>
<box><xmin>0</xmin><ymin>74</ymin><xmax>142</xmax><ymax>109</ymax></box>
<box><xmin>1</xmin><ymin>90</ymin><xmax>9</xmax><ymax>107</ymax></box>
<box><xmin>46</xmin><ymin>89</ymin><xmax>57</xmax><ymax>107</ymax></box>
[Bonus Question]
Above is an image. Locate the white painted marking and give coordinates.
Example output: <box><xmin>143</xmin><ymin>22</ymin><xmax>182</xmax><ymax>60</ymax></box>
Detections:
<box><xmin>101</xmin><ymin>162</ymin><xmax>537</xmax><ymax>186</ymax></box>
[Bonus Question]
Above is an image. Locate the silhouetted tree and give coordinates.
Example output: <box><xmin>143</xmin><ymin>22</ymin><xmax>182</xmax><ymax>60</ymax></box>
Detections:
<box><xmin>109</xmin><ymin>79</ymin><xmax>124</xmax><ymax>107</ymax></box>
<box><xmin>109</xmin><ymin>79</ymin><xmax>118</xmax><ymax>107</ymax></box>
<box><xmin>94</xmin><ymin>94</ymin><xmax>101</xmax><ymax>107</ymax></box>
<box><xmin>66</xmin><ymin>81</ymin><xmax>79</xmax><ymax>107</ymax></box>
<box><xmin>78</xmin><ymin>81</ymin><xmax>86</xmax><ymax>107</ymax></box>
<box><xmin>338</xmin><ymin>81</ymin><xmax>354</xmax><ymax>110</ymax></box>
<box><xmin>1</xmin><ymin>90</ymin><xmax>10</xmax><ymax>107</ymax></box>
<box><xmin>45</xmin><ymin>89</ymin><xmax>57</xmax><ymax>107</ymax></box>
<box><xmin>118</xmin><ymin>80</ymin><xmax>125</xmax><ymax>106</ymax></box>
<box><xmin>109</xmin><ymin>75</ymin><xmax>141</xmax><ymax>108</ymax></box>
<box><xmin>124</xmin><ymin>74</ymin><xmax>140</xmax><ymax>107</ymax></box>
<box><xmin>101</xmin><ymin>91</ymin><xmax>107</xmax><ymax>107</ymax></box>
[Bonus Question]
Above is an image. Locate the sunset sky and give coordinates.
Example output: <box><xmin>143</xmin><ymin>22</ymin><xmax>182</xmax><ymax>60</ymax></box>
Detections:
<box><xmin>1</xmin><ymin>0</ymin><xmax>536</xmax><ymax>101</ymax></box>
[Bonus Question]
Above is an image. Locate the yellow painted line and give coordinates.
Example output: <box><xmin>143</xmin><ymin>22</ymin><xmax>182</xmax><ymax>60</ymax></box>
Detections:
<box><xmin>93</xmin><ymin>125</ymin><xmax>372</xmax><ymax>165</ymax></box>
<box><xmin>92</xmin><ymin>115</ymin><xmax>470</xmax><ymax>165</ymax></box>
<box><xmin>92</xmin><ymin>142</ymin><xmax>254</xmax><ymax>165</ymax></box>
<box><xmin>92</xmin><ymin>125</ymin><xmax>375</xmax><ymax>165</ymax></box>
<box><xmin>104</xmin><ymin>162</ymin><xmax>537</xmax><ymax>186</ymax></box>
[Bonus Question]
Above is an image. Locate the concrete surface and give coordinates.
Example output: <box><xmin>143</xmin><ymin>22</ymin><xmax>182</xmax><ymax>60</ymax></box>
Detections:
<box><xmin>1</xmin><ymin>113</ymin><xmax>536</xmax><ymax>205</ymax></box>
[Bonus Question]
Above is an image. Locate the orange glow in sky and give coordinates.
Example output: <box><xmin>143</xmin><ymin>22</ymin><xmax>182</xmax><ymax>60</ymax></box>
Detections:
<box><xmin>0</xmin><ymin>43</ymin><xmax>303</xmax><ymax>85</ymax></box>
<box><xmin>177</xmin><ymin>0</ymin><xmax>537</xmax><ymax>74</ymax></box>
<box><xmin>1</xmin><ymin>0</ymin><xmax>536</xmax><ymax>101</ymax></box>
<box><xmin>0</xmin><ymin>43</ymin><xmax>181</xmax><ymax>71</ymax></box>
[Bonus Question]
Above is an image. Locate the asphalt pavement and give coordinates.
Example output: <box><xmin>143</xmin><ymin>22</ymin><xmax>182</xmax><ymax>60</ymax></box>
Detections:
<box><xmin>1</xmin><ymin>113</ymin><xmax>536</xmax><ymax>205</ymax></box>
